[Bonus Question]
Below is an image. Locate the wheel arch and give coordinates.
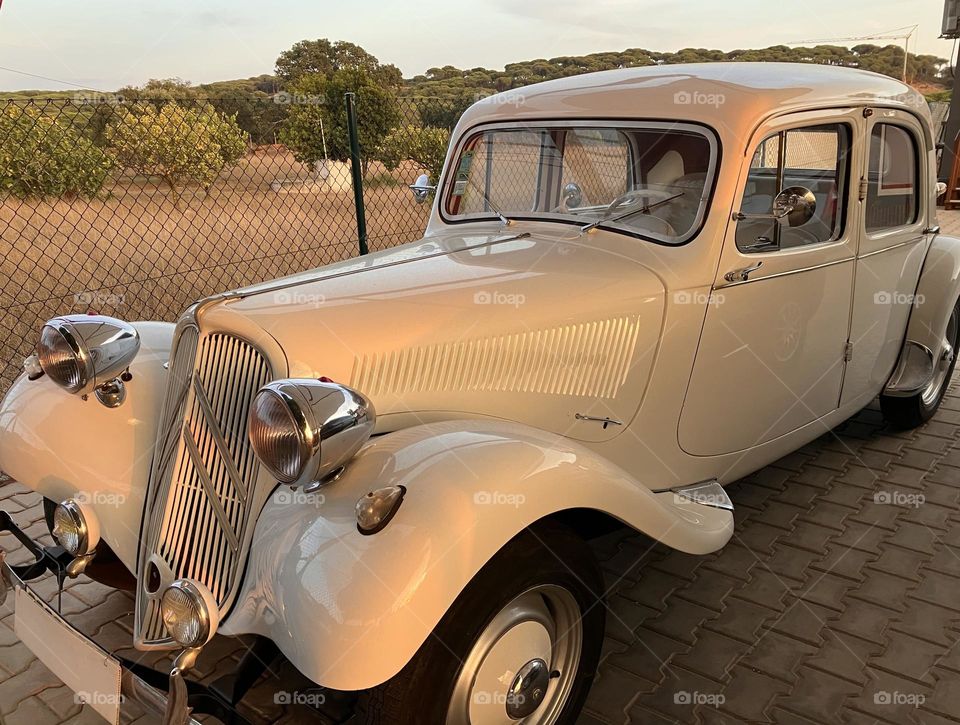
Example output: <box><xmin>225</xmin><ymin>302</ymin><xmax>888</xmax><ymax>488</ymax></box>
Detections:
<box><xmin>221</xmin><ymin>419</ymin><xmax>732</xmax><ymax>691</ymax></box>
<box><xmin>884</xmin><ymin>233</ymin><xmax>960</xmax><ymax>396</ymax></box>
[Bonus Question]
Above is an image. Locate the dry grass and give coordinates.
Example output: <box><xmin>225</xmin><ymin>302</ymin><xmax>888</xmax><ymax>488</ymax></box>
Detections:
<box><xmin>0</xmin><ymin>148</ymin><xmax>431</xmax><ymax>390</ymax></box>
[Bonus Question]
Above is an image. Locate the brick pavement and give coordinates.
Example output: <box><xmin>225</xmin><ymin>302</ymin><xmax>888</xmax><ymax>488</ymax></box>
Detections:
<box><xmin>2</xmin><ymin>225</ymin><xmax>960</xmax><ymax>724</ymax></box>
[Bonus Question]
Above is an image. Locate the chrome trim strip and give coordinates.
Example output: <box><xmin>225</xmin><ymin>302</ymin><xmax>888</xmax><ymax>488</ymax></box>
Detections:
<box><xmin>192</xmin><ymin>377</ymin><xmax>249</xmax><ymax>506</ymax></box>
<box><xmin>180</xmin><ymin>429</ymin><xmax>241</xmax><ymax>553</ymax></box>
<box><xmin>714</xmin><ymin>255</ymin><xmax>851</xmax><ymax>289</ymax></box>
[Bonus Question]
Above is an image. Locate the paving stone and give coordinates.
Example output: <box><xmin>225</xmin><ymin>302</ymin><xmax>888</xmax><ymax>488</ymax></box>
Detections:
<box><xmin>737</xmin><ymin>630</ymin><xmax>818</xmax><ymax>684</ymax></box>
<box><xmin>804</xmin><ymin>629</ymin><xmax>883</xmax><ymax>685</ymax></box>
<box><xmin>716</xmin><ymin>665</ymin><xmax>790</xmax><ymax>722</ymax></box>
<box><xmin>772</xmin><ymin>666</ymin><xmax>862</xmax><ymax>723</ymax></box>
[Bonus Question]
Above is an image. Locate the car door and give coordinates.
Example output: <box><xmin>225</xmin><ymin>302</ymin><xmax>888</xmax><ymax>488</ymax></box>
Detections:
<box><xmin>680</xmin><ymin>110</ymin><xmax>859</xmax><ymax>456</ymax></box>
<box><xmin>840</xmin><ymin>110</ymin><xmax>928</xmax><ymax>407</ymax></box>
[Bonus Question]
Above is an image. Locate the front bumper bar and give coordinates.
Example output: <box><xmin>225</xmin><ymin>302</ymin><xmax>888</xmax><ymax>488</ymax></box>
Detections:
<box><xmin>0</xmin><ymin>509</ymin><xmax>264</xmax><ymax>725</ymax></box>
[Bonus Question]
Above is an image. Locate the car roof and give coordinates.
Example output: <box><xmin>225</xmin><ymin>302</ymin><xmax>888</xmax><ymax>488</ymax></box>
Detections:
<box><xmin>456</xmin><ymin>62</ymin><xmax>930</xmax><ymax>142</ymax></box>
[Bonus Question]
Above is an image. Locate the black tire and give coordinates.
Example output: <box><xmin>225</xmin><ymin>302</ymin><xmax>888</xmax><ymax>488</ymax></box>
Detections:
<box><xmin>355</xmin><ymin>521</ymin><xmax>605</xmax><ymax>725</ymax></box>
<box><xmin>880</xmin><ymin>297</ymin><xmax>960</xmax><ymax>429</ymax></box>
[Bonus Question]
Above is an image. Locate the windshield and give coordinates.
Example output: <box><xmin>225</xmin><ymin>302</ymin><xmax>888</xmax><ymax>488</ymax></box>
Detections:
<box><xmin>443</xmin><ymin>122</ymin><xmax>718</xmax><ymax>244</ymax></box>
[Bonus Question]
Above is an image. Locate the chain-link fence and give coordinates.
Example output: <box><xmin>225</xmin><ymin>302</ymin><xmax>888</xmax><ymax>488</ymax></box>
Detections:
<box><xmin>0</xmin><ymin>94</ymin><xmax>460</xmax><ymax>392</ymax></box>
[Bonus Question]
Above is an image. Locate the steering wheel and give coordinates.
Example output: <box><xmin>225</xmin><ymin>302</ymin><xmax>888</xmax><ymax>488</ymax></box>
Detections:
<box><xmin>604</xmin><ymin>188</ymin><xmax>676</xmax><ymax>215</ymax></box>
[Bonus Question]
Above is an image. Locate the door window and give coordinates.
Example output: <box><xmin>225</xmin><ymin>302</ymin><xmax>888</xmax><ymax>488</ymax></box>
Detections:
<box><xmin>736</xmin><ymin>123</ymin><xmax>851</xmax><ymax>252</ymax></box>
<box><xmin>866</xmin><ymin>124</ymin><xmax>919</xmax><ymax>232</ymax></box>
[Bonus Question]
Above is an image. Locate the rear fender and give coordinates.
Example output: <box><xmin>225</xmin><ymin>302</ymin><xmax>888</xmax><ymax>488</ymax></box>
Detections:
<box><xmin>0</xmin><ymin>322</ymin><xmax>174</xmax><ymax>571</ymax></box>
<box><xmin>885</xmin><ymin>234</ymin><xmax>960</xmax><ymax>395</ymax></box>
<box><xmin>221</xmin><ymin>419</ymin><xmax>733</xmax><ymax>690</ymax></box>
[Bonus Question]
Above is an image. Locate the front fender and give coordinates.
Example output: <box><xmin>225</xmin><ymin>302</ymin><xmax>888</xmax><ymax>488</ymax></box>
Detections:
<box><xmin>221</xmin><ymin>419</ymin><xmax>732</xmax><ymax>691</ymax></box>
<box><xmin>0</xmin><ymin>321</ymin><xmax>174</xmax><ymax>571</ymax></box>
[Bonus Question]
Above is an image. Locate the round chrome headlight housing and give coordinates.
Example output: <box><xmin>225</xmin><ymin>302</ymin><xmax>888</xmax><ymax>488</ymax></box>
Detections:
<box><xmin>51</xmin><ymin>499</ymin><xmax>99</xmax><ymax>556</ymax></box>
<box><xmin>36</xmin><ymin>315</ymin><xmax>140</xmax><ymax>396</ymax></box>
<box><xmin>160</xmin><ymin>579</ymin><xmax>219</xmax><ymax>648</ymax></box>
<box><xmin>249</xmin><ymin>379</ymin><xmax>375</xmax><ymax>488</ymax></box>
<box><xmin>38</xmin><ymin>323</ymin><xmax>88</xmax><ymax>393</ymax></box>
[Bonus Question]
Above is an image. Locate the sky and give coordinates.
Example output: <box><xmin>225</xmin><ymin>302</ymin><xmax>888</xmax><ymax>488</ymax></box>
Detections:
<box><xmin>0</xmin><ymin>0</ymin><xmax>953</xmax><ymax>91</ymax></box>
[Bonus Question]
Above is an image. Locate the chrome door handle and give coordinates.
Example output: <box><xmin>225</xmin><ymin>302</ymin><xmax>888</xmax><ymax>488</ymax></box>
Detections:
<box><xmin>724</xmin><ymin>261</ymin><xmax>763</xmax><ymax>283</ymax></box>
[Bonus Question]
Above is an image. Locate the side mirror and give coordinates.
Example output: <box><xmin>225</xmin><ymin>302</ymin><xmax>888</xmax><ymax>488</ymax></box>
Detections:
<box><xmin>735</xmin><ymin>185</ymin><xmax>817</xmax><ymax>228</ymax></box>
<box><xmin>409</xmin><ymin>173</ymin><xmax>436</xmax><ymax>204</ymax></box>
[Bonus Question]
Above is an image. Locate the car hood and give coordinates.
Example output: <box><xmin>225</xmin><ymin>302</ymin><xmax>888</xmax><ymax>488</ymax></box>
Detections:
<box><xmin>202</xmin><ymin>229</ymin><xmax>667</xmax><ymax>442</ymax></box>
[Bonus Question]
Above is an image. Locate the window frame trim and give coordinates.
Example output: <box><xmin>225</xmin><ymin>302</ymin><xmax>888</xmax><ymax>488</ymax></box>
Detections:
<box><xmin>439</xmin><ymin>118</ymin><xmax>722</xmax><ymax>248</ymax></box>
<box><xmin>735</xmin><ymin>121</ymin><xmax>854</xmax><ymax>255</ymax></box>
<box><xmin>863</xmin><ymin>120</ymin><xmax>923</xmax><ymax>237</ymax></box>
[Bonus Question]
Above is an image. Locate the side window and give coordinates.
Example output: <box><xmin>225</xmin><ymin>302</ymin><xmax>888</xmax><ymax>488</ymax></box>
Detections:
<box><xmin>736</xmin><ymin>123</ymin><xmax>851</xmax><ymax>252</ymax></box>
<box><xmin>866</xmin><ymin>124</ymin><xmax>919</xmax><ymax>232</ymax></box>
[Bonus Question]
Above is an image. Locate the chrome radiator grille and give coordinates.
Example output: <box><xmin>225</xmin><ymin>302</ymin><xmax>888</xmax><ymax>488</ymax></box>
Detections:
<box><xmin>136</xmin><ymin>325</ymin><xmax>272</xmax><ymax>646</ymax></box>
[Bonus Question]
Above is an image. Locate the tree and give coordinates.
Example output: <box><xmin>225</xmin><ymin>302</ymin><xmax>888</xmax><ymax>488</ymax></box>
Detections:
<box><xmin>279</xmin><ymin>69</ymin><xmax>400</xmax><ymax>172</ymax></box>
<box><xmin>378</xmin><ymin>124</ymin><xmax>450</xmax><ymax>181</ymax></box>
<box><xmin>107</xmin><ymin>102</ymin><xmax>248</xmax><ymax>205</ymax></box>
<box><xmin>0</xmin><ymin>103</ymin><xmax>113</xmax><ymax>199</ymax></box>
<box><xmin>276</xmin><ymin>39</ymin><xmax>402</xmax><ymax>88</ymax></box>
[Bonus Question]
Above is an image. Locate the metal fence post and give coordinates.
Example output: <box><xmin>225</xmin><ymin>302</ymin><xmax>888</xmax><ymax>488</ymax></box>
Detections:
<box><xmin>345</xmin><ymin>92</ymin><xmax>368</xmax><ymax>255</ymax></box>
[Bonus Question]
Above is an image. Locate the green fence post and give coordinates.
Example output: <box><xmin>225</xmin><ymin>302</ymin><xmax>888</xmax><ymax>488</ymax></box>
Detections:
<box><xmin>345</xmin><ymin>92</ymin><xmax>368</xmax><ymax>255</ymax></box>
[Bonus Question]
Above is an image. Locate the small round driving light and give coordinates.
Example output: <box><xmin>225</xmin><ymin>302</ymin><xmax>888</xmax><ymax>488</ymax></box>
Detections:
<box><xmin>160</xmin><ymin>580</ymin><xmax>219</xmax><ymax>648</ymax></box>
<box><xmin>51</xmin><ymin>499</ymin><xmax>99</xmax><ymax>556</ymax></box>
<box><xmin>38</xmin><ymin>323</ymin><xmax>87</xmax><ymax>393</ymax></box>
<box><xmin>356</xmin><ymin>485</ymin><xmax>406</xmax><ymax>535</ymax></box>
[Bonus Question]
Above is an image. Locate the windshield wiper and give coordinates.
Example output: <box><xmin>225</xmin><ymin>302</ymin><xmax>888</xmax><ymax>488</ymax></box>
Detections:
<box><xmin>461</xmin><ymin>175</ymin><xmax>514</xmax><ymax>229</ymax></box>
<box><xmin>579</xmin><ymin>191</ymin><xmax>685</xmax><ymax>236</ymax></box>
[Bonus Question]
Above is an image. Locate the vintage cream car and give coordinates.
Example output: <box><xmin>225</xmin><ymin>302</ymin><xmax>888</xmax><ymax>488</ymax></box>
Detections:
<box><xmin>1</xmin><ymin>63</ymin><xmax>958</xmax><ymax>725</ymax></box>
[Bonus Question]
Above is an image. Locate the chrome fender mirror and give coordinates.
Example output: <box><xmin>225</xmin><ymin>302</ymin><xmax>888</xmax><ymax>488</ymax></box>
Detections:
<box><xmin>409</xmin><ymin>173</ymin><xmax>436</xmax><ymax>204</ymax></box>
<box><xmin>734</xmin><ymin>185</ymin><xmax>817</xmax><ymax>228</ymax></box>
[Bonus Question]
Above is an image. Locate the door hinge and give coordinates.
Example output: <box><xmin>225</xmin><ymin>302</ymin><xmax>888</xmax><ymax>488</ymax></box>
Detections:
<box><xmin>858</xmin><ymin>178</ymin><xmax>868</xmax><ymax>201</ymax></box>
<box><xmin>843</xmin><ymin>341</ymin><xmax>854</xmax><ymax>362</ymax></box>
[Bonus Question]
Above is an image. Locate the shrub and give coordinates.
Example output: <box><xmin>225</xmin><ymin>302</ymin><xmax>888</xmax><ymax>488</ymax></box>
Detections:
<box><xmin>378</xmin><ymin>124</ymin><xmax>450</xmax><ymax>182</ymax></box>
<box><xmin>0</xmin><ymin>104</ymin><xmax>113</xmax><ymax>199</ymax></box>
<box><xmin>107</xmin><ymin>102</ymin><xmax>248</xmax><ymax>205</ymax></box>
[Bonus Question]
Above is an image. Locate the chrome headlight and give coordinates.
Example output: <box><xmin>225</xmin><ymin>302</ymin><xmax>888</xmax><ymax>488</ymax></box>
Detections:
<box><xmin>37</xmin><ymin>315</ymin><xmax>140</xmax><ymax>395</ymax></box>
<box><xmin>160</xmin><ymin>579</ymin><xmax>219</xmax><ymax>648</ymax></box>
<box><xmin>248</xmin><ymin>379</ymin><xmax>375</xmax><ymax>488</ymax></box>
<box><xmin>51</xmin><ymin>499</ymin><xmax>100</xmax><ymax>556</ymax></box>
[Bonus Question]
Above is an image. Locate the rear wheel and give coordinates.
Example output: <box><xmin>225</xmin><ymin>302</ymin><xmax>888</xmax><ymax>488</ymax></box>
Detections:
<box><xmin>881</xmin><ymin>298</ymin><xmax>959</xmax><ymax>429</ymax></box>
<box><xmin>356</xmin><ymin>522</ymin><xmax>604</xmax><ymax>724</ymax></box>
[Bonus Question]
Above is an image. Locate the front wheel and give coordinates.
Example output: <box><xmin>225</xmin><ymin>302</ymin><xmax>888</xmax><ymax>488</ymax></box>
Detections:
<box><xmin>881</xmin><ymin>297</ymin><xmax>959</xmax><ymax>429</ymax></box>
<box><xmin>356</xmin><ymin>523</ymin><xmax>605</xmax><ymax>725</ymax></box>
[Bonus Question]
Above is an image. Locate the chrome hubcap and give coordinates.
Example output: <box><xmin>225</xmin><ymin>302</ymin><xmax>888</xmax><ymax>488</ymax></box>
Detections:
<box><xmin>506</xmin><ymin>658</ymin><xmax>551</xmax><ymax>718</ymax></box>
<box><xmin>446</xmin><ymin>585</ymin><xmax>583</xmax><ymax>725</ymax></box>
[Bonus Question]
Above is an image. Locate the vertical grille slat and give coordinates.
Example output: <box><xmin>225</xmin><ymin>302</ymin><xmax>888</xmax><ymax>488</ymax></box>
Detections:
<box><xmin>136</xmin><ymin>327</ymin><xmax>272</xmax><ymax>647</ymax></box>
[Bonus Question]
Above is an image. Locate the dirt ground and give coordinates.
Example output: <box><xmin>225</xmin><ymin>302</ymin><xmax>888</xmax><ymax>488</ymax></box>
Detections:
<box><xmin>0</xmin><ymin>147</ymin><xmax>430</xmax><ymax>391</ymax></box>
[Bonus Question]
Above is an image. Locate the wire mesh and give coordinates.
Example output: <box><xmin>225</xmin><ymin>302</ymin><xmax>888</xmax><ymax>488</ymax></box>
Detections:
<box><xmin>0</xmin><ymin>95</ymin><xmax>460</xmax><ymax>393</ymax></box>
